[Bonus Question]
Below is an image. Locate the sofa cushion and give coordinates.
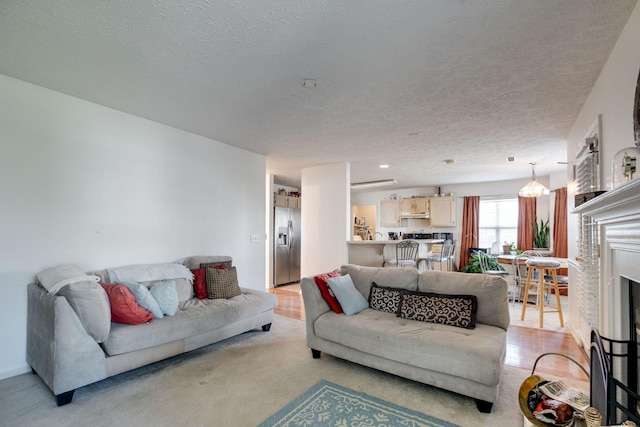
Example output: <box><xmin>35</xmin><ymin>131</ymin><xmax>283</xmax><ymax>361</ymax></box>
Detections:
<box><xmin>57</xmin><ymin>280</ymin><xmax>111</xmax><ymax>343</ymax></box>
<box><xmin>200</xmin><ymin>261</ymin><xmax>233</xmax><ymax>270</ymax></box>
<box><xmin>181</xmin><ymin>255</ymin><xmax>233</xmax><ymax>270</ymax></box>
<box><xmin>368</xmin><ymin>283</ymin><xmax>401</xmax><ymax>314</ymax></box>
<box><xmin>314</xmin><ymin>269</ymin><xmax>343</xmax><ymax>313</ymax></box>
<box><xmin>148</xmin><ymin>280</ymin><xmax>179</xmax><ymax>316</ymax></box>
<box><xmin>205</xmin><ymin>266</ymin><xmax>242</xmax><ymax>299</ymax></box>
<box><xmin>313</xmin><ymin>309</ymin><xmax>506</xmax><ymax>386</ymax></box>
<box><xmin>340</xmin><ymin>264</ymin><xmax>418</xmax><ymax>299</ymax></box>
<box><xmin>417</xmin><ymin>270</ymin><xmax>510</xmax><ymax>331</ymax></box>
<box><xmin>397</xmin><ymin>291</ymin><xmax>477</xmax><ymax>329</ymax></box>
<box><xmin>102</xmin><ymin>290</ymin><xmax>277</xmax><ymax>356</ymax></box>
<box><xmin>327</xmin><ymin>274</ymin><xmax>369</xmax><ymax>316</ymax></box>
<box><xmin>121</xmin><ymin>282</ymin><xmax>164</xmax><ymax>319</ymax></box>
<box><xmin>100</xmin><ymin>283</ymin><xmax>153</xmax><ymax>325</ymax></box>
<box><xmin>190</xmin><ymin>268</ymin><xmax>208</xmax><ymax>299</ymax></box>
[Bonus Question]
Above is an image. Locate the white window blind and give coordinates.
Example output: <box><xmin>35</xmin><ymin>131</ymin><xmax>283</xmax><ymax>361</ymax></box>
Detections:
<box><xmin>479</xmin><ymin>198</ymin><xmax>518</xmax><ymax>249</ymax></box>
<box><xmin>576</xmin><ymin>130</ymin><xmax>601</xmax><ymax>329</ymax></box>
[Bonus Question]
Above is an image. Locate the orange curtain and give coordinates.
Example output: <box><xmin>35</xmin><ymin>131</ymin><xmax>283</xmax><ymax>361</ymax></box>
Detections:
<box><xmin>459</xmin><ymin>196</ymin><xmax>479</xmax><ymax>269</ymax></box>
<box><xmin>553</xmin><ymin>187</ymin><xmax>568</xmax><ymax>275</ymax></box>
<box><xmin>517</xmin><ymin>196</ymin><xmax>537</xmax><ymax>251</ymax></box>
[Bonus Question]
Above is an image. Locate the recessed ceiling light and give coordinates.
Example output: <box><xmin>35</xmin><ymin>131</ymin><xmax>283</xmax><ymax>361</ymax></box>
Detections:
<box><xmin>378</xmin><ymin>164</ymin><xmax>390</xmax><ymax>168</ymax></box>
<box><xmin>302</xmin><ymin>79</ymin><xmax>316</xmax><ymax>88</ymax></box>
<box><xmin>506</xmin><ymin>156</ymin><xmax>516</xmax><ymax>162</ymax></box>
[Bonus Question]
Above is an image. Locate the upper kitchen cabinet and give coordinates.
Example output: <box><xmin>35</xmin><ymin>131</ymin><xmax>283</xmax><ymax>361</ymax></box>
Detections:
<box><xmin>274</xmin><ymin>194</ymin><xmax>301</xmax><ymax>209</ymax></box>
<box><xmin>400</xmin><ymin>197</ymin><xmax>429</xmax><ymax>219</ymax></box>
<box><xmin>429</xmin><ymin>196</ymin><xmax>455</xmax><ymax>227</ymax></box>
<box><xmin>380</xmin><ymin>199</ymin><xmax>401</xmax><ymax>227</ymax></box>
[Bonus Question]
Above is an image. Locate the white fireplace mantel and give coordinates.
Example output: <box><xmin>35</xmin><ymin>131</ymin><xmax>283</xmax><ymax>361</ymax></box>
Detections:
<box><xmin>572</xmin><ymin>178</ymin><xmax>640</xmax><ymax>340</ymax></box>
<box><xmin>572</xmin><ymin>179</ymin><xmax>640</xmax><ymax>225</ymax></box>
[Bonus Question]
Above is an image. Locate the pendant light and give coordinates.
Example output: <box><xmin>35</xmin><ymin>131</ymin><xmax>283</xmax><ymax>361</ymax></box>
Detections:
<box><xmin>518</xmin><ymin>163</ymin><xmax>549</xmax><ymax>197</ymax></box>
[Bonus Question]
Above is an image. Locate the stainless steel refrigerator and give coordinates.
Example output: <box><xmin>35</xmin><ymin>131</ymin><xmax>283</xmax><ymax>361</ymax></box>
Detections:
<box><xmin>273</xmin><ymin>206</ymin><xmax>301</xmax><ymax>286</ymax></box>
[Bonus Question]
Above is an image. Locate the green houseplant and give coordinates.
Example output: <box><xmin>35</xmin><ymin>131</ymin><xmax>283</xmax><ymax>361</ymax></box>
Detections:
<box><xmin>461</xmin><ymin>252</ymin><xmax>506</xmax><ymax>274</ymax></box>
<box><xmin>532</xmin><ymin>216</ymin><xmax>550</xmax><ymax>249</ymax></box>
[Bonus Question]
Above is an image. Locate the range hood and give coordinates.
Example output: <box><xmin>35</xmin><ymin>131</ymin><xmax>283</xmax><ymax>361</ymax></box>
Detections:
<box><xmin>400</xmin><ymin>212</ymin><xmax>429</xmax><ymax>219</ymax></box>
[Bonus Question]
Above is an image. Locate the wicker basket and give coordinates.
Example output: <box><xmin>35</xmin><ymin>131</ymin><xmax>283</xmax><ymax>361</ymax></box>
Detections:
<box><xmin>518</xmin><ymin>352</ymin><xmax>590</xmax><ymax>427</ymax></box>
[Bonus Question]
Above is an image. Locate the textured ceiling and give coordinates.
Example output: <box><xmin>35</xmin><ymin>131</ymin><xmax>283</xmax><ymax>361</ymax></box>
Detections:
<box><xmin>0</xmin><ymin>1</ymin><xmax>636</xmax><ymax>189</ymax></box>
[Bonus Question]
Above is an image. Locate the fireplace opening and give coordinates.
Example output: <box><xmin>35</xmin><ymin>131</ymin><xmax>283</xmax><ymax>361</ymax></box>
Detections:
<box><xmin>590</xmin><ymin>279</ymin><xmax>640</xmax><ymax>424</ymax></box>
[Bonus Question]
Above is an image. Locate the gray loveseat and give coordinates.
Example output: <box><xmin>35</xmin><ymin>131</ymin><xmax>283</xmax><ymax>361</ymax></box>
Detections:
<box><xmin>301</xmin><ymin>264</ymin><xmax>509</xmax><ymax>412</ymax></box>
<box><xmin>27</xmin><ymin>256</ymin><xmax>276</xmax><ymax>406</ymax></box>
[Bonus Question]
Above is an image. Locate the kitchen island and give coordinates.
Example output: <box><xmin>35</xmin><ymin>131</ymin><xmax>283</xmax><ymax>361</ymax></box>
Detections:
<box><xmin>347</xmin><ymin>239</ymin><xmax>444</xmax><ymax>267</ymax></box>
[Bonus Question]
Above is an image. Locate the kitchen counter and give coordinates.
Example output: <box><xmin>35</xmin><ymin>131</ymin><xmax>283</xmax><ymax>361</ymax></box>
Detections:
<box><xmin>347</xmin><ymin>239</ymin><xmax>445</xmax><ymax>267</ymax></box>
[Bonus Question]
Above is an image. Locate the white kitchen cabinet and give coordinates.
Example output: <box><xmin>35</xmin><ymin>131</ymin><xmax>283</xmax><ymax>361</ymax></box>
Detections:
<box><xmin>274</xmin><ymin>194</ymin><xmax>301</xmax><ymax>208</ymax></box>
<box><xmin>380</xmin><ymin>199</ymin><xmax>401</xmax><ymax>227</ymax></box>
<box><xmin>400</xmin><ymin>198</ymin><xmax>429</xmax><ymax>217</ymax></box>
<box><xmin>429</xmin><ymin>196</ymin><xmax>455</xmax><ymax>227</ymax></box>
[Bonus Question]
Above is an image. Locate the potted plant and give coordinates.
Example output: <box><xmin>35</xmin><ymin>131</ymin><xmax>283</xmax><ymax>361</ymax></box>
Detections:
<box><xmin>532</xmin><ymin>216</ymin><xmax>550</xmax><ymax>249</ymax></box>
<box><xmin>502</xmin><ymin>241</ymin><xmax>517</xmax><ymax>254</ymax></box>
<box><xmin>461</xmin><ymin>252</ymin><xmax>506</xmax><ymax>273</ymax></box>
<box><xmin>502</xmin><ymin>242</ymin><xmax>511</xmax><ymax>254</ymax></box>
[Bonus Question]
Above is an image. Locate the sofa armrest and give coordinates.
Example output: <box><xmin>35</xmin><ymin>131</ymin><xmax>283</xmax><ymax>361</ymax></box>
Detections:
<box><xmin>27</xmin><ymin>283</ymin><xmax>107</xmax><ymax>396</ymax></box>
<box><xmin>300</xmin><ymin>277</ymin><xmax>331</xmax><ymax>345</ymax></box>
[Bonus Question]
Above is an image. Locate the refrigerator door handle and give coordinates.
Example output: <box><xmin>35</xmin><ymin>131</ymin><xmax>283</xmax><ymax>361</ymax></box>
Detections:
<box><xmin>288</xmin><ymin>219</ymin><xmax>293</xmax><ymax>253</ymax></box>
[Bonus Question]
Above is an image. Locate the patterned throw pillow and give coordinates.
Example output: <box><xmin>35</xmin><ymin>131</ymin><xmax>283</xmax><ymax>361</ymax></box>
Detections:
<box><xmin>368</xmin><ymin>282</ymin><xmax>402</xmax><ymax>314</ymax></box>
<box><xmin>398</xmin><ymin>291</ymin><xmax>478</xmax><ymax>329</ymax></box>
<box><xmin>314</xmin><ymin>269</ymin><xmax>342</xmax><ymax>313</ymax></box>
<box><xmin>205</xmin><ymin>266</ymin><xmax>242</xmax><ymax>299</ymax></box>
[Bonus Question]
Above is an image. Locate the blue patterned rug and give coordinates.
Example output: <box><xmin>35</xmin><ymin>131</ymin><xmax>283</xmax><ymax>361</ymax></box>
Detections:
<box><xmin>258</xmin><ymin>379</ymin><xmax>461</xmax><ymax>427</ymax></box>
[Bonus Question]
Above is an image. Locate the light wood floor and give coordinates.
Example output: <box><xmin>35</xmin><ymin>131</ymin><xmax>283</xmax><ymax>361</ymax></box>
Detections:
<box><xmin>269</xmin><ymin>284</ymin><xmax>589</xmax><ymax>380</ymax></box>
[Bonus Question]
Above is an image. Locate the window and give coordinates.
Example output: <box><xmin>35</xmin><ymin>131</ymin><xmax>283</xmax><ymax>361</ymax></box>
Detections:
<box><xmin>479</xmin><ymin>198</ymin><xmax>518</xmax><ymax>249</ymax></box>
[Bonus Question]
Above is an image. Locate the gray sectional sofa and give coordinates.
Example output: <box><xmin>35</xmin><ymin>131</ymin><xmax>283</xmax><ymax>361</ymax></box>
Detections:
<box><xmin>27</xmin><ymin>256</ymin><xmax>276</xmax><ymax>406</ymax></box>
<box><xmin>301</xmin><ymin>264</ymin><xmax>510</xmax><ymax>412</ymax></box>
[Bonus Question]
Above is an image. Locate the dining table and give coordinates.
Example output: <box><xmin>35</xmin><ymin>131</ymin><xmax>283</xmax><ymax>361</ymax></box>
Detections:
<box><xmin>496</xmin><ymin>254</ymin><xmax>569</xmax><ymax>269</ymax></box>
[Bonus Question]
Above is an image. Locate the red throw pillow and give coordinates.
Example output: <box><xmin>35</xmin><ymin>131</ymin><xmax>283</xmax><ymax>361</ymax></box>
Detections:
<box><xmin>191</xmin><ymin>268</ymin><xmax>208</xmax><ymax>299</ymax></box>
<box><xmin>100</xmin><ymin>283</ymin><xmax>153</xmax><ymax>325</ymax></box>
<box><xmin>314</xmin><ymin>269</ymin><xmax>343</xmax><ymax>313</ymax></box>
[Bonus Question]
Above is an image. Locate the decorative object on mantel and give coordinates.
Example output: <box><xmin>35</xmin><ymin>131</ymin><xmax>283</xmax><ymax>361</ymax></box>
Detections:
<box><xmin>519</xmin><ymin>163</ymin><xmax>549</xmax><ymax>197</ymax></box>
<box><xmin>611</xmin><ymin>145</ymin><xmax>639</xmax><ymax>189</ymax></box>
<box><xmin>574</xmin><ymin>191</ymin><xmax>607</xmax><ymax>207</ymax></box>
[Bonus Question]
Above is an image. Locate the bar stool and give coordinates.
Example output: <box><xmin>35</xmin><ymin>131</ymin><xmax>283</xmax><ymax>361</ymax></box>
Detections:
<box><xmin>520</xmin><ymin>258</ymin><xmax>565</xmax><ymax>328</ymax></box>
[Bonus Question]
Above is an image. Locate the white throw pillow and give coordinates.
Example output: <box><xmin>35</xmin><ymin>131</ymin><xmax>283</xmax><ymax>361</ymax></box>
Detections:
<box><xmin>326</xmin><ymin>274</ymin><xmax>369</xmax><ymax>316</ymax></box>
<box><xmin>122</xmin><ymin>282</ymin><xmax>164</xmax><ymax>319</ymax></box>
<box><xmin>149</xmin><ymin>280</ymin><xmax>179</xmax><ymax>316</ymax></box>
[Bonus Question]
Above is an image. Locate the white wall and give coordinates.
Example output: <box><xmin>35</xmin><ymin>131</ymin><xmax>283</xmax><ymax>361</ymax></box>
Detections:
<box><xmin>301</xmin><ymin>163</ymin><xmax>350</xmax><ymax>277</ymax></box>
<box><xmin>565</xmin><ymin>3</ymin><xmax>640</xmax><ymax>342</ymax></box>
<box><xmin>0</xmin><ymin>74</ymin><xmax>267</xmax><ymax>379</ymax></box>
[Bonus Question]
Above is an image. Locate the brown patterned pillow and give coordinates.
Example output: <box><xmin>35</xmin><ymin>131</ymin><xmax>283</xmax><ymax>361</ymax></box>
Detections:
<box><xmin>200</xmin><ymin>260</ymin><xmax>232</xmax><ymax>269</ymax></box>
<box><xmin>205</xmin><ymin>266</ymin><xmax>241</xmax><ymax>299</ymax></box>
<box><xmin>397</xmin><ymin>291</ymin><xmax>477</xmax><ymax>329</ymax></box>
<box><xmin>368</xmin><ymin>282</ymin><xmax>402</xmax><ymax>314</ymax></box>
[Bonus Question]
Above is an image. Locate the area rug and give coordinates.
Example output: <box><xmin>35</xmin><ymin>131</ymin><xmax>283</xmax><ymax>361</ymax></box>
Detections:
<box><xmin>259</xmin><ymin>379</ymin><xmax>459</xmax><ymax>427</ymax></box>
<box><xmin>0</xmin><ymin>315</ymin><xmax>528</xmax><ymax>427</ymax></box>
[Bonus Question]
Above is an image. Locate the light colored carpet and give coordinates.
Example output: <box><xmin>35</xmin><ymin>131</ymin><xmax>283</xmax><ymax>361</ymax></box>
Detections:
<box><xmin>0</xmin><ymin>315</ymin><xmax>527</xmax><ymax>427</ymax></box>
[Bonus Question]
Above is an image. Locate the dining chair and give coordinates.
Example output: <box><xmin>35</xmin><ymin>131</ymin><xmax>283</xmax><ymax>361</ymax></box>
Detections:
<box><xmin>420</xmin><ymin>239</ymin><xmax>453</xmax><ymax>271</ymax></box>
<box><xmin>384</xmin><ymin>239</ymin><xmax>419</xmax><ymax>268</ymax></box>
<box><xmin>510</xmin><ymin>253</ymin><xmax>533</xmax><ymax>306</ymax></box>
<box><xmin>477</xmin><ymin>251</ymin><xmax>509</xmax><ymax>278</ymax></box>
